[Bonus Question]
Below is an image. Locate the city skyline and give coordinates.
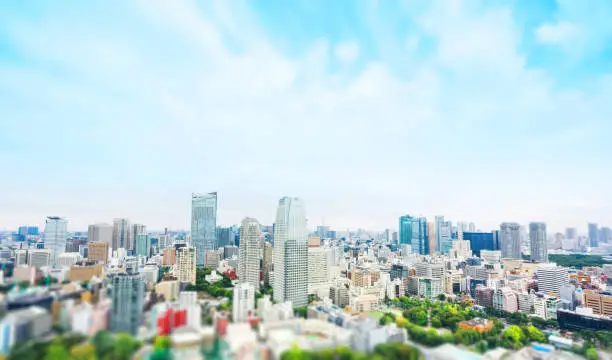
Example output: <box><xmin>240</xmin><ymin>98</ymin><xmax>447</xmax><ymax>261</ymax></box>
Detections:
<box><xmin>2</xmin><ymin>1</ymin><xmax>612</xmax><ymax>232</ymax></box>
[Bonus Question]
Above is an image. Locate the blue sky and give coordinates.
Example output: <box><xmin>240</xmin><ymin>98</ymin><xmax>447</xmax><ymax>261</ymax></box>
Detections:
<box><xmin>1</xmin><ymin>0</ymin><xmax>612</xmax><ymax>233</ymax></box>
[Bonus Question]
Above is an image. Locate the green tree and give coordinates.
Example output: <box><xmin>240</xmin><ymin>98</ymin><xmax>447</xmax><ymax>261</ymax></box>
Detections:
<box><xmin>44</xmin><ymin>337</ymin><xmax>69</xmax><ymax>360</ymax></box>
<box><xmin>91</xmin><ymin>330</ymin><xmax>114</xmax><ymax>360</ymax></box>
<box><xmin>585</xmin><ymin>347</ymin><xmax>598</xmax><ymax>360</ymax></box>
<box><xmin>111</xmin><ymin>333</ymin><xmax>140</xmax><ymax>360</ymax></box>
<box><xmin>523</xmin><ymin>325</ymin><xmax>546</xmax><ymax>343</ymax></box>
<box><xmin>476</xmin><ymin>340</ymin><xmax>488</xmax><ymax>354</ymax></box>
<box><xmin>70</xmin><ymin>343</ymin><xmax>96</xmax><ymax>360</ymax></box>
<box><xmin>502</xmin><ymin>325</ymin><xmax>526</xmax><ymax>349</ymax></box>
<box><xmin>438</xmin><ymin>293</ymin><xmax>446</xmax><ymax>301</ymax></box>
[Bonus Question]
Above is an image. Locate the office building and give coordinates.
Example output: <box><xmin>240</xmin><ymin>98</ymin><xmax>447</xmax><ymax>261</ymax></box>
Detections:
<box><xmin>273</xmin><ymin>197</ymin><xmax>308</xmax><ymax>307</ymax></box>
<box><xmin>175</xmin><ymin>247</ymin><xmax>196</xmax><ymax>285</ymax></box>
<box><xmin>191</xmin><ymin>192</ymin><xmax>217</xmax><ymax>266</ymax></box>
<box><xmin>463</xmin><ymin>232</ymin><xmax>495</xmax><ymax>257</ymax></box>
<box><xmin>565</xmin><ymin>228</ymin><xmax>578</xmax><ymax>240</ymax></box>
<box><xmin>536</xmin><ymin>265</ymin><xmax>568</xmax><ymax>296</ymax></box>
<box><xmin>87</xmin><ymin>223</ymin><xmax>113</xmax><ymax>244</ymax></box>
<box><xmin>427</xmin><ymin>222</ymin><xmax>435</xmax><ymax>255</ymax></box>
<box><xmin>263</xmin><ymin>242</ymin><xmax>273</xmax><ymax>285</ymax></box>
<box><xmin>588</xmin><ymin>223</ymin><xmax>599</xmax><ymax>248</ymax></box>
<box><xmin>87</xmin><ymin>242</ymin><xmax>109</xmax><ymax>264</ymax></box>
<box><xmin>582</xmin><ymin>290</ymin><xmax>612</xmax><ymax>316</ymax></box>
<box><xmin>132</xmin><ymin>224</ymin><xmax>147</xmax><ymax>254</ymax></box>
<box><xmin>224</xmin><ymin>245</ymin><xmax>239</xmax><ymax>259</ymax></box>
<box><xmin>233</xmin><ymin>282</ymin><xmax>255</xmax><ymax>322</ymax></box>
<box><xmin>109</xmin><ymin>267</ymin><xmax>144</xmax><ymax>335</ymax></box>
<box><xmin>399</xmin><ymin>215</ymin><xmax>429</xmax><ymax>255</ymax></box>
<box><xmin>112</xmin><ymin>218</ymin><xmax>132</xmax><ymax>252</ymax></box>
<box><xmin>27</xmin><ymin>249</ymin><xmax>52</xmax><ymax>269</ymax></box>
<box><xmin>308</xmin><ymin>246</ymin><xmax>328</xmax><ymax>294</ymax></box>
<box><xmin>135</xmin><ymin>234</ymin><xmax>151</xmax><ymax>258</ymax></box>
<box><xmin>529</xmin><ymin>222</ymin><xmax>547</xmax><ymax>263</ymax></box>
<box><xmin>205</xmin><ymin>250</ymin><xmax>219</xmax><ymax>270</ymax></box>
<box><xmin>238</xmin><ymin>217</ymin><xmax>262</xmax><ymax>293</ymax></box>
<box><xmin>600</xmin><ymin>227</ymin><xmax>612</xmax><ymax>244</ymax></box>
<box><xmin>217</xmin><ymin>227</ymin><xmax>235</xmax><ymax>247</ymax></box>
<box><xmin>56</xmin><ymin>252</ymin><xmax>82</xmax><ymax>268</ymax></box>
<box><xmin>44</xmin><ymin>216</ymin><xmax>68</xmax><ymax>267</ymax></box>
<box><xmin>499</xmin><ymin>222</ymin><xmax>521</xmax><ymax>259</ymax></box>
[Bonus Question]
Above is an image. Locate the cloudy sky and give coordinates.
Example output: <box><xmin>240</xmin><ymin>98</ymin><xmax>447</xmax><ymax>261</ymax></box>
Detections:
<box><xmin>1</xmin><ymin>0</ymin><xmax>611</xmax><ymax>233</ymax></box>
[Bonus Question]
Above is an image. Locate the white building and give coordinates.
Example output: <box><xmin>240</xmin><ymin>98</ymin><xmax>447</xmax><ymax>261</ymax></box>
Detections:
<box><xmin>175</xmin><ymin>247</ymin><xmax>196</xmax><ymax>285</ymax></box>
<box><xmin>56</xmin><ymin>252</ymin><xmax>82</xmax><ymax>268</ymax></box>
<box><xmin>238</xmin><ymin>218</ymin><xmax>262</xmax><ymax>293</ymax></box>
<box><xmin>308</xmin><ymin>247</ymin><xmax>328</xmax><ymax>296</ymax></box>
<box><xmin>536</xmin><ymin>265</ymin><xmax>569</xmax><ymax>296</ymax></box>
<box><xmin>481</xmin><ymin>250</ymin><xmax>502</xmax><ymax>263</ymax></box>
<box><xmin>273</xmin><ymin>197</ymin><xmax>308</xmax><ymax>307</ymax></box>
<box><xmin>15</xmin><ymin>250</ymin><xmax>28</xmax><ymax>266</ymax></box>
<box><xmin>44</xmin><ymin>216</ymin><xmax>68</xmax><ymax>267</ymax></box>
<box><xmin>27</xmin><ymin>249</ymin><xmax>52</xmax><ymax>269</ymax></box>
<box><xmin>139</xmin><ymin>265</ymin><xmax>159</xmax><ymax>285</ymax></box>
<box><xmin>258</xmin><ymin>295</ymin><xmax>293</xmax><ymax>323</ymax></box>
<box><xmin>233</xmin><ymin>282</ymin><xmax>255</xmax><ymax>323</ymax></box>
<box><xmin>179</xmin><ymin>291</ymin><xmax>201</xmax><ymax>329</ymax></box>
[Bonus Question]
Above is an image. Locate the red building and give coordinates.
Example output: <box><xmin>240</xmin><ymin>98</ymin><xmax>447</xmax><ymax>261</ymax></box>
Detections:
<box><xmin>157</xmin><ymin>308</ymin><xmax>187</xmax><ymax>335</ymax></box>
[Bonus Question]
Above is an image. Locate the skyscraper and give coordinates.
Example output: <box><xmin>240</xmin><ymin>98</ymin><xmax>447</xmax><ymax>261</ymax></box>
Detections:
<box><xmin>44</xmin><ymin>216</ymin><xmax>68</xmax><ymax>267</ymax></box>
<box><xmin>399</xmin><ymin>215</ymin><xmax>429</xmax><ymax>255</ymax></box>
<box><xmin>88</xmin><ymin>223</ymin><xmax>113</xmax><ymax>244</ymax></box>
<box><xmin>273</xmin><ymin>197</ymin><xmax>308</xmax><ymax>307</ymax></box>
<box><xmin>191</xmin><ymin>192</ymin><xmax>218</xmax><ymax>267</ymax></box>
<box><xmin>112</xmin><ymin>218</ymin><xmax>132</xmax><ymax>252</ymax></box>
<box><xmin>434</xmin><ymin>216</ymin><xmax>444</xmax><ymax>253</ymax></box>
<box><xmin>463</xmin><ymin>232</ymin><xmax>495</xmax><ymax>257</ymax></box>
<box><xmin>132</xmin><ymin>224</ymin><xmax>146</xmax><ymax>251</ymax></box>
<box><xmin>238</xmin><ymin>217</ymin><xmax>262</xmax><ymax>293</ymax></box>
<box><xmin>439</xmin><ymin>221</ymin><xmax>452</xmax><ymax>254</ymax></box>
<box><xmin>565</xmin><ymin>228</ymin><xmax>578</xmax><ymax>240</ymax></box>
<box><xmin>588</xmin><ymin>223</ymin><xmax>599</xmax><ymax>248</ymax></box>
<box><xmin>529</xmin><ymin>222</ymin><xmax>547</xmax><ymax>263</ymax></box>
<box><xmin>109</xmin><ymin>267</ymin><xmax>144</xmax><ymax>335</ymax></box>
<box><xmin>499</xmin><ymin>222</ymin><xmax>521</xmax><ymax>259</ymax></box>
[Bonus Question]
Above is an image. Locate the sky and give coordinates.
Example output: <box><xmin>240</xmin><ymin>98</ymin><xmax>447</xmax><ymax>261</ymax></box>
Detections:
<box><xmin>1</xmin><ymin>0</ymin><xmax>612</xmax><ymax>233</ymax></box>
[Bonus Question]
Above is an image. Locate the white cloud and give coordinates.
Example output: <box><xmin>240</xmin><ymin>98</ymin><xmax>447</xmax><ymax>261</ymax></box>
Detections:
<box><xmin>334</xmin><ymin>41</ymin><xmax>360</xmax><ymax>63</ymax></box>
<box><xmin>536</xmin><ymin>21</ymin><xmax>578</xmax><ymax>45</ymax></box>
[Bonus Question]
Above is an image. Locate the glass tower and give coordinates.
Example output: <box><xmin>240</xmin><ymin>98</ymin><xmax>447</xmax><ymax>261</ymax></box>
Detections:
<box><xmin>273</xmin><ymin>197</ymin><xmax>308</xmax><ymax>307</ymax></box>
<box><xmin>399</xmin><ymin>215</ymin><xmax>429</xmax><ymax>255</ymax></box>
<box><xmin>44</xmin><ymin>216</ymin><xmax>68</xmax><ymax>267</ymax></box>
<box><xmin>191</xmin><ymin>192</ymin><xmax>218</xmax><ymax>266</ymax></box>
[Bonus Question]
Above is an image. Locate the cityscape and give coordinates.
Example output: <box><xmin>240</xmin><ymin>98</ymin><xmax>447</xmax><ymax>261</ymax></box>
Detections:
<box><xmin>0</xmin><ymin>192</ymin><xmax>611</xmax><ymax>359</ymax></box>
<box><xmin>2</xmin><ymin>0</ymin><xmax>612</xmax><ymax>360</ymax></box>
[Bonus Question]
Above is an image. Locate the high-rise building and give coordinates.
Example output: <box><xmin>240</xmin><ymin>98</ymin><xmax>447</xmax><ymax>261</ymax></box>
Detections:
<box><xmin>233</xmin><ymin>282</ymin><xmax>255</xmax><ymax>322</ymax></box>
<box><xmin>308</xmin><ymin>246</ymin><xmax>328</xmax><ymax>294</ymax></box>
<box><xmin>273</xmin><ymin>197</ymin><xmax>308</xmax><ymax>307</ymax></box>
<box><xmin>599</xmin><ymin>227</ymin><xmax>612</xmax><ymax>244</ymax></box>
<box><xmin>529</xmin><ymin>222</ymin><xmax>547</xmax><ymax>263</ymax></box>
<box><xmin>175</xmin><ymin>247</ymin><xmax>196</xmax><ymax>285</ymax></box>
<box><xmin>135</xmin><ymin>234</ymin><xmax>151</xmax><ymax>258</ymax></box>
<box><xmin>216</xmin><ymin>227</ymin><xmax>235</xmax><ymax>247</ymax></box>
<box><xmin>565</xmin><ymin>228</ymin><xmax>577</xmax><ymax>240</ymax></box>
<box><xmin>439</xmin><ymin>221</ymin><xmax>452</xmax><ymax>254</ymax></box>
<box><xmin>205</xmin><ymin>250</ymin><xmax>219</xmax><ymax>270</ymax></box>
<box><xmin>87</xmin><ymin>223</ymin><xmax>113</xmax><ymax>244</ymax></box>
<box><xmin>112</xmin><ymin>218</ymin><xmax>132</xmax><ymax>252</ymax></box>
<box><xmin>434</xmin><ymin>216</ymin><xmax>444</xmax><ymax>253</ymax></box>
<box><xmin>88</xmin><ymin>242</ymin><xmax>109</xmax><ymax>263</ymax></box>
<box><xmin>44</xmin><ymin>216</ymin><xmax>68</xmax><ymax>267</ymax></box>
<box><xmin>588</xmin><ymin>223</ymin><xmax>599</xmax><ymax>248</ymax></box>
<box><xmin>132</xmin><ymin>224</ymin><xmax>146</xmax><ymax>252</ymax></box>
<box><xmin>238</xmin><ymin>217</ymin><xmax>262</xmax><ymax>293</ymax></box>
<box><xmin>427</xmin><ymin>222</ymin><xmax>435</xmax><ymax>255</ymax></box>
<box><xmin>191</xmin><ymin>192</ymin><xmax>218</xmax><ymax>266</ymax></box>
<box><xmin>499</xmin><ymin>222</ymin><xmax>521</xmax><ymax>259</ymax></box>
<box><xmin>399</xmin><ymin>215</ymin><xmax>429</xmax><ymax>255</ymax></box>
<box><xmin>463</xmin><ymin>232</ymin><xmax>495</xmax><ymax>257</ymax></box>
<box><xmin>109</xmin><ymin>267</ymin><xmax>144</xmax><ymax>335</ymax></box>
<box><xmin>468</xmin><ymin>223</ymin><xmax>476</xmax><ymax>232</ymax></box>
<box><xmin>536</xmin><ymin>266</ymin><xmax>569</xmax><ymax>296</ymax></box>
<box><xmin>263</xmin><ymin>242</ymin><xmax>273</xmax><ymax>285</ymax></box>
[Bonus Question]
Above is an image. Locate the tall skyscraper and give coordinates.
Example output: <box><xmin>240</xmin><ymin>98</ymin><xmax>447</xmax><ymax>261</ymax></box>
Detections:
<box><xmin>132</xmin><ymin>224</ymin><xmax>146</xmax><ymax>251</ymax></box>
<box><xmin>216</xmin><ymin>227</ymin><xmax>236</xmax><ymax>247</ymax></box>
<box><xmin>439</xmin><ymin>221</ymin><xmax>452</xmax><ymax>254</ymax></box>
<box><xmin>112</xmin><ymin>218</ymin><xmax>132</xmax><ymax>252</ymax></box>
<box><xmin>529</xmin><ymin>222</ymin><xmax>547</xmax><ymax>263</ymax></box>
<box><xmin>468</xmin><ymin>223</ymin><xmax>476</xmax><ymax>232</ymax></box>
<box><xmin>399</xmin><ymin>215</ymin><xmax>429</xmax><ymax>255</ymax></box>
<box><xmin>565</xmin><ymin>228</ymin><xmax>578</xmax><ymax>240</ymax></box>
<box><xmin>273</xmin><ymin>197</ymin><xmax>308</xmax><ymax>307</ymax></box>
<box><xmin>44</xmin><ymin>216</ymin><xmax>68</xmax><ymax>267</ymax></box>
<box><xmin>263</xmin><ymin>242</ymin><xmax>273</xmax><ymax>285</ymax></box>
<box><xmin>238</xmin><ymin>217</ymin><xmax>262</xmax><ymax>293</ymax></box>
<box><xmin>588</xmin><ymin>223</ymin><xmax>599</xmax><ymax>248</ymax></box>
<box><xmin>600</xmin><ymin>227</ymin><xmax>612</xmax><ymax>244</ymax></box>
<box><xmin>499</xmin><ymin>222</ymin><xmax>521</xmax><ymax>259</ymax></box>
<box><xmin>463</xmin><ymin>232</ymin><xmax>495</xmax><ymax>257</ymax></box>
<box><xmin>191</xmin><ymin>192</ymin><xmax>218</xmax><ymax>266</ymax></box>
<box><xmin>88</xmin><ymin>223</ymin><xmax>113</xmax><ymax>244</ymax></box>
<box><xmin>135</xmin><ymin>234</ymin><xmax>151</xmax><ymax>258</ymax></box>
<box><xmin>427</xmin><ymin>222</ymin><xmax>435</xmax><ymax>255</ymax></box>
<box><xmin>109</xmin><ymin>267</ymin><xmax>144</xmax><ymax>335</ymax></box>
<box><xmin>434</xmin><ymin>216</ymin><xmax>444</xmax><ymax>253</ymax></box>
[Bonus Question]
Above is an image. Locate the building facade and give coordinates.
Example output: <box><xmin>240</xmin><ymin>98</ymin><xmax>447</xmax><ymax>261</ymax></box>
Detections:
<box><xmin>191</xmin><ymin>192</ymin><xmax>218</xmax><ymax>266</ymax></box>
<box><xmin>273</xmin><ymin>197</ymin><xmax>308</xmax><ymax>307</ymax></box>
<box><xmin>112</xmin><ymin>218</ymin><xmax>132</xmax><ymax>252</ymax></box>
<box><xmin>529</xmin><ymin>222</ymin><xmax>547</xmax><ymax>263</ymax></box>
<box><xmin>175</xmin><ymin>247</ymin><xmax>197</xmax><ymax>285</ymax></box>
<box><xmin>109</xmin><ymin>268</ymin><xmax>144</xmax><ymax>335</ymax></box>
<box><xmin>238</xmin><ymin>217</ymin><xmax>262</xmax><ymax>293</ymax></box>
<box><xmin>499</xmin><ymin>222</ymin><xmax>521</xmax><ymax>259</ymax></box>
<box><xmin>44</xmin><ymin>216</ymin><xmax>68</xmax><ymax>267</ymax></box>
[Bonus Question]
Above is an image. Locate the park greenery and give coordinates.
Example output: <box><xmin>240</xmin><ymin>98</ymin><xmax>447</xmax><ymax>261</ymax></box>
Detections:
<box><xmin>6</xmin><ymin>330</ymin><xmax>142</xmax><ymax>360</ymax></box>
<box><xmin>185</xmin><ymin>268</ymin><xmax>233</xmax><ymax>299</ymax></box>
<box><xmin>548</xmin><ymin>254</ymin><xmax>611</xmax><ymax>268</ymax></box>
<box><xmin>281</xmin><ymin>343</ymin><xmax>421</xmax><ymax>360</ymax></box>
